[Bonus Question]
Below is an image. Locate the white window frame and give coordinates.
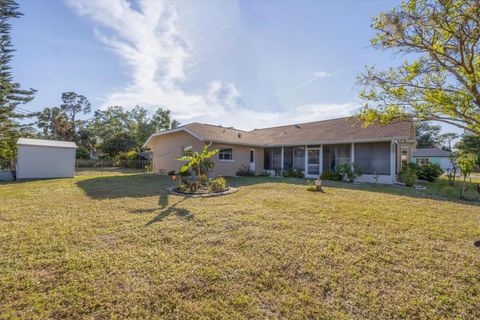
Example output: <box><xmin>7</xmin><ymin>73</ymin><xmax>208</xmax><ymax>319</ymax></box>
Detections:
<box><xmin>218</xmin><ymin>147</ymin><xmax>234</xmax><ymax>161</ymax></box>
<box><xmin>182</xmin><ymin>145</ymin><xmax>193</xmax><ymax>156</ymax></box>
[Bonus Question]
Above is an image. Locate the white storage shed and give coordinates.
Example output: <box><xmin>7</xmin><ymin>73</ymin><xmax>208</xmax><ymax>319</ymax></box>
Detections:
<box><xmin>16</xmin><ymin>138</ymin><xmax>77</xmax><ymax>179</ymax></box>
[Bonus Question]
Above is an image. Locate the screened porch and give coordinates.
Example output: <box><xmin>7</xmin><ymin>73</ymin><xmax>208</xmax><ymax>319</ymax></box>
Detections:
<box><xmin>263</xmin><ymin>142</ymin><xmax>394</xmax><ymax>179</ymax></box>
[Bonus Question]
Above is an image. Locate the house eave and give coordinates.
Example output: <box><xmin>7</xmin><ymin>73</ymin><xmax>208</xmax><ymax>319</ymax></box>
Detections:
<box><xmin>143</xmin><ymin>127</ymin><xmax>204</xmax><ymax>148</ymax></box>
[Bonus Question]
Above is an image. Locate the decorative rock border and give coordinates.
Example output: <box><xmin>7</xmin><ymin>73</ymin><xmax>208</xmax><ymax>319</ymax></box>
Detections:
<box><xmin>168</xmin><ymin>187</ymin><xmax>238</xmax><ymax>198</ymax></box>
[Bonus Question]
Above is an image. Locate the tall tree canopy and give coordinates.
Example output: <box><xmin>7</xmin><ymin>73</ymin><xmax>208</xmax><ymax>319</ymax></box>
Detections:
<box><xmin>415</xmin><ymin>122</ymin><xmax>442</xmax><ymax>148</ymax></box>
<box><xmin>0</xmin><ymin>0</ymin><xmax>35</xmax><ymax>159</ymax></box>
<box><xmin>35</xmin><ymin>101</ymin><xmax>181</xmax><ymax>158</ymax></box>
<box><xmin>357</xmin><ymin>0</ymin><xmax>480</xmax><ymax>135</ymax></box>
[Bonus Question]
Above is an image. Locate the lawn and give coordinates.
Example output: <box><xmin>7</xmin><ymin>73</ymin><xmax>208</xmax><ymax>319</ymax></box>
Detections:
<box><xmin>1</xmin><ymin>173</ymin><xmax>479</xmax><ymax>319</ymax></box>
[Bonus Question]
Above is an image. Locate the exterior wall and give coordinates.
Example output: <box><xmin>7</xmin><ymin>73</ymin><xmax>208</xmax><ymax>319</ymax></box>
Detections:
<box><xmin>150</xmin><ymin>131</ymin><xmax>205</xmax><ymax>174</ymax></box>
<box><xmin>149</xmin><ymin>131</ymin><xmax>264</xmax><ymax>176</ymax></box>
<box><xmin>209</xmin><ymin>143</ymin><xmax>264</xmax><ymax>176</ymax></box>
<box><xmin>16</xmin><ymin>145</ymin><xmax>76</xmax><ymax>179</ymax></box>
<box><xmin>396</xmin><ymin>142</ymin><xmax>415</xmax><ymax>174</ymax></box>
<box><xmin>412</xmin><ymin>156</ymin><xmax>451</xmax><ymax>171</ymax></box>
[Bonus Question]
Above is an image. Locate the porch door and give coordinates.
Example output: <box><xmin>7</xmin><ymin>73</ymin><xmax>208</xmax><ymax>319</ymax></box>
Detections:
<box><xmin>249</xmin><ymin>149</ymin><xmax>255</xmax><ymax>172</ymax></box>
<box><xmin>307</xmin><ymin>149</ymin><xmax>320</xmax><ymax>175</ymax></box>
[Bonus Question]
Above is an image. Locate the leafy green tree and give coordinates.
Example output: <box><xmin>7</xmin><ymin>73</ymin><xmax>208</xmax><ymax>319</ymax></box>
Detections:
<box><xmin>36</xmin><ymin>107</ymin><xmax>72</xmax><ymax>140</ymax></box>
<box><xmin>100</xmin><ymin>132</ymin><xmax>136</xmax><ymax>157</ymax></box>
<box><xmin>456</xmin><ymin>134</ymin><xmax>480</xmax><ymax>166</ymax></box>
<box><xmin>151</xmin><ymin>108</ymin><xmax>180</xmax><ymax>132</ymax></box>
<box><xmin>456</xmin><ymin>152</ymin><xmax>478</xmax><ymax>199</ymax></box>
<box><xmin>415</xmin><ymin>122</ymin><xmax>441</xmax><ymax>148</ymax></box>
<box><xmin>60</xmin><ymin>92</ymin><xmax>91</xmax><ymax>140</ymax></box>
<box><xmin>0</xmin><ymin>0</ymin><xmax>35</xmax><ymax>161</ymax></box>
<box><xmin>357</xmin><ymin>0</ymin><xmax>480</xmax><ymax>135</ymax></box>
<box><xmin>438</xmin><ymin>132</ymin><xmax>459</xmax><ymax>151</ymax></box>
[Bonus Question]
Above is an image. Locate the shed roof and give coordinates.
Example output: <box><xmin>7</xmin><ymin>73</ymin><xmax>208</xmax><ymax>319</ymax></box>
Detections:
<box><xmin>17</xmin><ymin>138</ymin><xmax>77</xmax><ymax>149</ymax></box>
<box><xmin>413</xmin><ymin>148</ymin><xmax>451</xmax><ymax>157</ymax></box>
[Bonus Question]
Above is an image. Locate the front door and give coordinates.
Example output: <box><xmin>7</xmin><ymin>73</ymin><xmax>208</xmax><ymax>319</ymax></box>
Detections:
<box><xmin>249</xmin><ymin>149</ymin><xmax>255</xmax><ymax>172</ymax></box>
<box><xmin>307</xmin><ymin>149</ymin><xmax>320</xmax><ymax>176</ymax></box>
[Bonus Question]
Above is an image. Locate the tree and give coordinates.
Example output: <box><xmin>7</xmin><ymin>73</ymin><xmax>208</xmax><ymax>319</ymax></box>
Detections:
<box><xmin>456</xmin><ymin>134</ymin><xmax>480</xmax><ymax>166</ymax></box>
<box><xmin>60</xmin><ymin>92</ymin><xmax>91</xmax><ymax>140</ymax></box>
<box><xmin>415</xmin><ymin>122</ymin><xmax>441</xmax><ymax>148</ymax></box>
<box><xmin>176</xmin><ymin>144</ymin><xmax>219</xmax><ymax>177</ymax></box>
<box><xmin>0</xmin><ymin>0</ymin><xmax>35</xmax><ymax>162</ymax></box>
<box><xmin>438</xmin><ymin>132</ymin><xmax>459</xmax><ymax>151</ymax></box>
<box><xmin>151</xmin><ymin>108</ymin><xmax>180</xmax><ymax>133</ymax></box>
<box><xmin>100</xmin><ymin>132</ymin><xmax>136</xmax><ymax>157</ymax></box>
<box><xmin>36</xmin><ymin>107</ymin><xmax>72</xmax><ymax>140</ymax></box>
<box><xmin>456</xmin><ymin>152</ymin><xmax>478</xmax><ymax>199</ymax></box>
<box><xmin>357</xmin><ymin>0</ymin><xmax>480</xmax><ymax>135</ymax></box>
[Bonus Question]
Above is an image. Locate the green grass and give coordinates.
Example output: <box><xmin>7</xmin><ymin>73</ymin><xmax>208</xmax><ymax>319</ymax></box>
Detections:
<box><xmin>1</xmin><ymin>173</ymin><xmax>479</xmax><ymax>319</ymax></box>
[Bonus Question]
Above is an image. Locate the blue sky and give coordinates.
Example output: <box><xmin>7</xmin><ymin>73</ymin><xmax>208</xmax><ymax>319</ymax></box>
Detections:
<box><xmin>11</xmin><ymin>0</ymin><xmax>457</xmax><ymax>133</ymax></box>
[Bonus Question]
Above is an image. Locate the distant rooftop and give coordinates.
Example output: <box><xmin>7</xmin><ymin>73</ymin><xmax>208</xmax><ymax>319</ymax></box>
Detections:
<box><xmin>17</xmin><ymin>138</ymin><xmax>77</xmax><ymax>149</ymax></box>
<box><xmin>413</xmin><ymin>148</ymin><xmax>451</xmax><ymax>157</ymax></box>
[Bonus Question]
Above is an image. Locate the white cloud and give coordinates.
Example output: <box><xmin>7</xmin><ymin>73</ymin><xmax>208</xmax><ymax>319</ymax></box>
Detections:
<box><xmin>67</xmin><ymin>0</ymin><xmax>356</xmax><ymax>130</ymax></box>
<box><xmin>293</xmin><ymin>70</ymin><xmax>343</xmax><ymax>91</ymax></box>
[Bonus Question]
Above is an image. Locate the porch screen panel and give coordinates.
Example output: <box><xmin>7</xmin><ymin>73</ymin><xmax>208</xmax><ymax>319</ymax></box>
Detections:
<box><xmin>283</xmin><ymin>147</ymin><xmax>293</xmax><ymax>170</ymax></box>
<box><xmin>354</xmin><ymin>142</ymin><xmax>390</xmax><ymax>175</ymax></box>
<box><xmin>336</xmin><ymin>144</ymin><xmax>351</xmax><ymax>166</ymax></box>
<box><xmin>272</xmin><ymin>147</ymin><xmax>282</xmax><ymax>170</ymax></box>
<box><xmin>293</xmin><ymin>147</ymin><xmax>305</xmax><ymax>170</ymax></box>
<box><xmin>264</xmin><ymin>148</ymin><xmax>272</xmax><ymax>170</ymax></box>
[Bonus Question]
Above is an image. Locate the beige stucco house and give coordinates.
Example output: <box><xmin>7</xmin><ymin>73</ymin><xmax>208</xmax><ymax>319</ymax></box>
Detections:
<box><xmin>143</xmin><ymin>117</ymin><xmax>416</xmax><ymax>184</ymax></box>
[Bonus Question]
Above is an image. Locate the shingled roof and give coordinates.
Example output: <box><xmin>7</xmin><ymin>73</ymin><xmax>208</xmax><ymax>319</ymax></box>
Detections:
<box><xmin>144</xmin><ymin>117</ymin><xmax>414</xmax><ymax>148</ymax></box>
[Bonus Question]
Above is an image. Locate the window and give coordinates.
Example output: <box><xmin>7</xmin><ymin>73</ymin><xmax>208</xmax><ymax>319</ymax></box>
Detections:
<box><xmin>182</xmin><ymin>145</ymin><xmax>193</xmax><ymax>156</ymax></box>
<box><xmin>250</xmin><ymin>150</ymin><xmax>255</xmax><ymax>163</ymax></box>
<box><xmin>283</xmin><ymin>147</ymin><xmax>293</xmax><ymax>170</ymax></box>
<box><xmin>354</xmin><ymin>142</ymin><xmax>391</xmax><ymax>175</ymax></box>
<box><xmin>219</xmin><ymin>148</ymin><xmax>233</xmax><ymax>161</ymax></box>
<box><xmin>416</xmin><ymin>157</ymin><xmax>429</xmax><ymax>165</ymax></box>
<box><xmin>401</xmin><ymin>147</ymin><xmax>409</xmax><ymax>168</ymax></box>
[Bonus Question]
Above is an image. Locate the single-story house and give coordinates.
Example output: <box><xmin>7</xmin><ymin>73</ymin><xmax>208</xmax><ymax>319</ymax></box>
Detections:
<box><xmin>412</xmin><ymin>148</ymin><xmax>452</xmax><ymax>171</ymax></box>
<box><xmin>143</xmin><ymin>117</ymin><xmax>416</xmax><ymax>184</ymax></box>
<box><xmin>16</xmin><ymin>138</ymin><xmax>77</xmax><ymax>179</ymax></box>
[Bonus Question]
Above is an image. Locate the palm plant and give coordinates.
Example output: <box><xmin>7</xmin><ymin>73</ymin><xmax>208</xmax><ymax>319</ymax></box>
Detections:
<box><xmin>176</xmin><ymin>144</ymin><xmax>219</xmax><ymax>178</ymax></box>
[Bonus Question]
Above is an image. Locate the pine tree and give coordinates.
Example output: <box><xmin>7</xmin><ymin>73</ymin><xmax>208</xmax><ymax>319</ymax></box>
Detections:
<box><xmin>0</xmin><ymin>0</ymin><xmax>35</xmax><ymax>163</ymax></box>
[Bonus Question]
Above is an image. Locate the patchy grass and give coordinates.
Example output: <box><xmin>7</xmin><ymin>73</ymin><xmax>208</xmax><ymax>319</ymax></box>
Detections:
<box><xmin>0</xmin><ymin>173</ymin><xmax>479</xmax><ymax>319</ymax></box>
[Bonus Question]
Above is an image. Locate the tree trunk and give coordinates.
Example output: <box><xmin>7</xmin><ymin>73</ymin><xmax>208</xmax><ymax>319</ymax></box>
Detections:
<box><xmin>460</xmin><ymin>176</ymin><xmax>466</xmax><ymax>199</ymax></box>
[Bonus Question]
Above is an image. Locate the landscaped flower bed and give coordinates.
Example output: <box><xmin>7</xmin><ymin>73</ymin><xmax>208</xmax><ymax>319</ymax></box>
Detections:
<box><xmin>170</xmin><ymin>143</ymin><xmax>237</xmax><ymax>197</ymax></box>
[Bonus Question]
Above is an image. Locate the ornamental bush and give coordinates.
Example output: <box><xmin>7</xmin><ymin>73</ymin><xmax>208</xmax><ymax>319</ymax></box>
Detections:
<box><xmin>417</xmin><ymin>163</ymin><xmax>443</xmax><ymax>182</ymax></box>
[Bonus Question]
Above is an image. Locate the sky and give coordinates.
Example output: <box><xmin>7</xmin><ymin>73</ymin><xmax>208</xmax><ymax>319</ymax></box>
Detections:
<box><xmin>10</xmin><ymin>0</ymin><xmax>459</xmax><ymax>133</ymax></box>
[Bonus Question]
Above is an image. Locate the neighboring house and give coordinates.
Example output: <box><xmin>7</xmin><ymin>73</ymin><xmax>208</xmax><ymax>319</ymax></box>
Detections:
<box><xmin>16</xmin><ymin>138</ymin><xmax>77</xmax><ymax>179</ymax></box>
<box><xmin>143</xmin><ymin>117</ymin><xmax>416</xmax><ymax>184</ymax></box>
<box><xmin>412</xmin><ymin>148</ymin><xmax>452</xmax><ymax>171</ymax></box>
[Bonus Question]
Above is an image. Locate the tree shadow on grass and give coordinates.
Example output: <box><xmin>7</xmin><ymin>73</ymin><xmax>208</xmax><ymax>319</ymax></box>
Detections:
<box><xmin>76</xmin><ymin>174</ymin><xmax>174</xmax><ymax>199</ymax></box>
<box><xmin>132</xmin><ymin>191</ymin><xmax>193</xmax><ymax>226</ymax></box>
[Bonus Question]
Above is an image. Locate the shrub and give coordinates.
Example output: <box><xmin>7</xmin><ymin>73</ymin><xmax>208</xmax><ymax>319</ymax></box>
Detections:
<box><xmin>336</xmin><ymin>164</ymin><xmax>363</xmax><ymax>183</ymax></box>
<box><xmin>282</xmin><ymin>169</ymin><xmax>304</xmax><ymax>178</ymax></box>
<box><xmin>259</xmin><ymin>170</ymin><xmax>272</xmax><ymax>177</ymax></box>
<box><xmin>144</xmin><ymin>164</ymin><xmax>152</xmax><ymax>173</ymax></box>
<box><xmin>76</xmin><ymin>146</ymin><xmax>90</xmax><ymax>159</ymax></box>
<box><xmin>180</xmin><ymin>170</ymin><xmax>191</xmax><ymax>177</ymax></box>
<box><xmin>320</xmin><ymin>169</ymin><xmax>342</xmax><ymax>181</ymax></box>
<box><xmin>236</xmin><ymin>165</ymin><xmax>255</xmax><ymax>176</ymax></box>
<box><xmin>210</xmin><ymin>177</ymin><xmax>227</xmax><ymax>192</ymax></box>
<box><xmin>398</xmin><ymin>166</ymin><xmax>417</xmax><ymax>187</ymax></box>
<box><xmin>417</xmin><ymin>163</ymin><xmax>443</xmax><ymax>182</ymax></box>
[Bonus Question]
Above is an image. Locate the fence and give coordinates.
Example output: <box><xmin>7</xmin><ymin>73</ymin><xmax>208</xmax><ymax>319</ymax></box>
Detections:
<box><xmin>0</xmin><ymin>159</ymin><xmax>13</xmax><ymax>181</ymax></box>
<box><xmin>75</xmin><ymin>159</ymin><xmax>151</xmax><ymax>176</ymax></box>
